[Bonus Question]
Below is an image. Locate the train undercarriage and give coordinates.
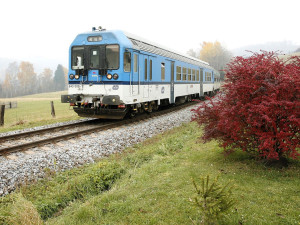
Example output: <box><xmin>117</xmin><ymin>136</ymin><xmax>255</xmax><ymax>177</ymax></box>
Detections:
<box><xmin>62</xmin><ymin>90</ymin><xmax>218</xmax><ymax>120</ymax></box>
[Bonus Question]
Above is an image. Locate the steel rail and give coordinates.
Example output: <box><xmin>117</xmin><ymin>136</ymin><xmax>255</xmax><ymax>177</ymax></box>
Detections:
<box><xmin>0</xmin><ymin>121</ymin><xmax>122</xmax><ymax>155</ymax></box>
<box><xmin>0</xmin><ymin>119</ymin><xmax>101</xmax><ymax>143</ymax></box>
<box><xmin>0</xmin><ymin>101</ymin><xmax>197</xmax><ymax>156</ymax></box>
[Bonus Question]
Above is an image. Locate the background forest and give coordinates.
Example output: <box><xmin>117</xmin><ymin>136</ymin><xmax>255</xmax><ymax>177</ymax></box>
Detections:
<box><xmin>0</xmin><ymin>62</ymin><xmax>67</xmax><ymax>98</ymax></box>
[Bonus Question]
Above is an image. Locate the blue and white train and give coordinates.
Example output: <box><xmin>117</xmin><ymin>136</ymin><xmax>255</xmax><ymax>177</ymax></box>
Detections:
<box><xmin>61</xmin><ymin>27</ymin><xmax>220</xmax><ymax>119</ymax></box>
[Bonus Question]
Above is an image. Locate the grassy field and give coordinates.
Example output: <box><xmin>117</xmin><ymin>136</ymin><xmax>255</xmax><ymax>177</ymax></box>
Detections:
<box><xmin>0</xmin><ymin>91</ymin><xmax>80</xmax><ymax>133</ymax></box>
<box><xmin>1</xmin><ymin>122</ymin><xmax>299</xmax><ymax>225</ymax></box>
<box><xmin>279</xmin><ymin>52</ymin><xmax>300</xmax><ymax>61</ymax></box>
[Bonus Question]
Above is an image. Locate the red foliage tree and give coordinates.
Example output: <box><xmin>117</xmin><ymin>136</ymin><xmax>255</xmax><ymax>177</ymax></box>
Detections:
<box><xmin>192</xmin><ymin>52</ymin><xmax>300</xmax><ymax>162</ymax></box>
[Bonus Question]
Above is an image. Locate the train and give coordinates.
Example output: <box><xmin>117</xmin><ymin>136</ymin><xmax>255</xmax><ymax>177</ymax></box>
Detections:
<box><xmin>61</xmin><ymin>27</ymin><xmax>221</xmax><ymax>119</ymax></box>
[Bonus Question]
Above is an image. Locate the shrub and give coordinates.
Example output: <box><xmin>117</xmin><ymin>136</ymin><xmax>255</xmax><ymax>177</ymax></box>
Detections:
<box><xmin>192</xmin><ymin>52</ymin><xmax>300</xmax><ymax>162</ymax></box>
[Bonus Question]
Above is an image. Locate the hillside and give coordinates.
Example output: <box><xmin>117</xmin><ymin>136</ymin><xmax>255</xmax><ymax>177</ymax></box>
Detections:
<box><xmin>232</xmin><ymin>41</ymin><xmax>299</xmax><ymax>56</ymax></box>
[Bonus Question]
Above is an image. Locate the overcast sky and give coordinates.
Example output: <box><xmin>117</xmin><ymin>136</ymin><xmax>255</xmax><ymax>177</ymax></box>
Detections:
<box><xmin>1</xmin><ymin>0</ymin><xmax>299</xmax><ymax>67</ymax></box>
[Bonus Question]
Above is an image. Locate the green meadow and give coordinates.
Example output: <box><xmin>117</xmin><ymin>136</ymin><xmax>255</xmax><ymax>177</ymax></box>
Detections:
<box><xmin>1</xmin><ymin>122</ymin><xmax>299</xmax><ymax>224</ymax></box>
<box><xmin>0</xmin><ymin>91</ymin><xmax>80</xmax><ymax>133</ymax></box>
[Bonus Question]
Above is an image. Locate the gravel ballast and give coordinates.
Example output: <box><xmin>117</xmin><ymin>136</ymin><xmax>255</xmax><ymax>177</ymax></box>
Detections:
<box><xmin>0</xmin><ymin>105</ymin><xmax>197</xmax><ymax>196</ymax></box>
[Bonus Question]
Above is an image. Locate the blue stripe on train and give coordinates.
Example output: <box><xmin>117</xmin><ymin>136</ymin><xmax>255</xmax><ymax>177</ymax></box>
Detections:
<box><xmin>68</xmin><ymin>81</ymin><xmax>214</xmax><ymax>85</ymax></box>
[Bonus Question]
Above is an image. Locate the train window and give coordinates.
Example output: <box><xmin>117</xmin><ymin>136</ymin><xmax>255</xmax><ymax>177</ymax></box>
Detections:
<box><xmin>192</xmin><ymin>69</ymin><xmax>196</xmax><ymax>81</ymax></box>
<box><xmin>188</xmin><ymin>69</ymin><xmax>191</xmax><ymax>81</ymax></box>
<box><xmin>176</xmin><ymin>66</ymin><xmax>181</xmax><ymax>81</ymax></box>
<box><xmin>196</xmin><ymin>70</ymin><xmax>199</xmax><ymax>81</ymax></box>
<box><xmin>144</xmin><ymin>59</ymin><xmax>147</xmax><ymax>80</ymax></box>
<box><xmin>150</xmin><ymin>60</ymin><xmax>153</xmax><ymax>81</ymax></box>
<box><xmin>106</xmin><ymin>45</ymin><xmax>119</xmax><ymax>69</ymax></box>
<box><xmin>123</xmin><ymin>52</ymin><xmax>131</xmax><ymax>72</ymax></box>
<box><xmin>182</xmin><ymin>67</ymin><xmax>187</xmax><ymax>81</ymax></box>
<box><xmin>89</xmin><ymin>48</ymin><xmax>100</xmax><ymax>69</ymax></box>
<box><xmin>134</xmin><ymin>54</ymin><xmax>138</xmax><ymax>72</ymax></box>
<box><xmin>87</xmin><ymin>36</ymin><xmax>103</xmax><ymax>42</ymax></box>
<box><xmin>71</xmin><ymin>46</ymin><xmax>85</xmax><ymax>70</ymax></box>
<box><xmin>205</xmin><ymin>72</ymin><xmax>212</xmax><ymax>81</ymax></box>
<box><xmin>161</xmin><ymin>63</ymin><xmax>165</xmax><ymax>81</ymax></box>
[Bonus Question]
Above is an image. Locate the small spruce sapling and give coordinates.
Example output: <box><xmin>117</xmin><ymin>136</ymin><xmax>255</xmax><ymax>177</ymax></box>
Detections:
<box><xmin>192</xmin><ymin>175</ymin><xmax>235</xmax><ymax>224</ymax></box>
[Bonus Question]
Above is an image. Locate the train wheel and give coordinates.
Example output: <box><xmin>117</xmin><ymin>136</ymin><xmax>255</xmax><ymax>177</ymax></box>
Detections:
<box><xmin>147</xmin><ymin>103</ymin><xmax>153</xmax><ymax>113</ymax></box>
<box><xmin>126</xmin><ymin>110</ymin><xmax>136</xmax><ymax>119</ymax></box>
<box><xmin>152</xmin><ymin>102</ymin><xmax>159</xmax><ymax>111</ymax></box>
<box><xmin>130</xmin><ymin>112</ymin><xmax>136</xmax><ymax>118</ymax></box>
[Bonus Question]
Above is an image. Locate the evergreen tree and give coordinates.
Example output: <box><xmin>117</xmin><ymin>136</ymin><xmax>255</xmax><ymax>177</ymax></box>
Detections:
<box><xmin>53</xmin><ymin>64</ymin><xmax>66</xmax><ymax>91</ymax></box>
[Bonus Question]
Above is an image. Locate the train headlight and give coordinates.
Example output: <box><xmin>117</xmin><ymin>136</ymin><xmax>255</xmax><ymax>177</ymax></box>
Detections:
<box><xmin>106</xmin><ymin>74</ymin><xmax>112</xmax><ymax>80</ymax></box>
<box><xmin>113</xmin><ymin>73</ymin><xmax>119</xmax><ymax>80</ymax></box>
<box><xmin>69</xmin><ymin>74</ymin><xmax>75</xmax><ymax>79</ymax></box>
<box><xmin>75</xmin><ymin>74</ymin><xmax>80</xmax><ymax>79</ymax></box>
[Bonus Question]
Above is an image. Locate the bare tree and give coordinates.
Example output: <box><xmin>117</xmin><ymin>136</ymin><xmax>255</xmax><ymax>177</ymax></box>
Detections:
<box><xmin>38</xmin><ymin>68</ymin><xmax>54</xmax><ymax>93</ymax></box>
<box><xmin>63</xmin><ymin>66</ymin><xmax>68</xmax><ymax>90</ymax></box>
<box><xmin>3</xmin><ymin>62</ymin><xmax>19</xmax><ymax>97</ymax></box>
<box><xmin>186</xmin><ymin>48</ymin><xmax>197</xmax><ymax>58</ymax></box>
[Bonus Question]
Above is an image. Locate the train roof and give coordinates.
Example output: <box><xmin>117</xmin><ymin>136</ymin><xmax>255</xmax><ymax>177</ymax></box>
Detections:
<box><xmin>78</xmin><ymin>29</ymin><xmax>213</xmax><ymax>69</ymax></box>
<box><xmin>123</xmin><ymin>31</ymin><xmax>210</xmax><ymax>67</ymax></box>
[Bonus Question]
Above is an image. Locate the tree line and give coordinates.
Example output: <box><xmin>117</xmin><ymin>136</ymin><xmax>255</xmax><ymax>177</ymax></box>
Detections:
<box><xmin>187</xmin><ymin>41</ymin><xmax>233</xmax><ymax>80</ymax></box>
<box><xmin>0</xmin><ymin>62</ymin><xmax>67</xmax><ymax>98</ymax></box>
<box><xmin>0</xmin><ymin>42</ymin><xmax>232</xmax><ymax>98</ymax></box>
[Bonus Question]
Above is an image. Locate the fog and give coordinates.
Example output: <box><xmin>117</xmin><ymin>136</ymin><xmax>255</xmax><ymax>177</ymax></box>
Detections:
<box><xmin>0</xmin><ymin>0</ymin><xmax>299</xmax><ymax>80</ymax></box>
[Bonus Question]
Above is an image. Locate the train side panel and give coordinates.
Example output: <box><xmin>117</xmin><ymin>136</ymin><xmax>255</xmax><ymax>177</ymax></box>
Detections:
<box><xmin>63</xmin><ymin>29</ymin><xmax>221</xmax><ymax>119</ymax></box>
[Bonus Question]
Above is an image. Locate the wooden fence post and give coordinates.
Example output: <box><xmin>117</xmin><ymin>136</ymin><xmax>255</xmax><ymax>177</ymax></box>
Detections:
<box><xmin>0</xmin><ymin>105</ymin><xmax>5</xmax><ymax>126</ymax></box>
<box><xmin>50</xmin><ymin>101</ymin><xmax>56</xmax><ymax>118</ymax></box>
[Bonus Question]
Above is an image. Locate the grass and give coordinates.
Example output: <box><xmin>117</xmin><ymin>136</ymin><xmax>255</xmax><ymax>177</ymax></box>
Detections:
<box><xmin>0</xmin><ymin>91</ymin><xmax>80</xmax><ymax>133</ymax></box>
<box><xmin>0</xmin><ymin>122</ymin><xmax>299</xmax><ymax>224</ymax></box>
<box><xmin>3</xmin><ymin>194</ymin><xmax>43</xmax><ymax>225</ymax></box>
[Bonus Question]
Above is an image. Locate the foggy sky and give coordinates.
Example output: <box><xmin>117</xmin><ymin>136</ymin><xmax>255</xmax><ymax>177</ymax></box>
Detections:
<box><xmin>1</xmin><ymin>0</ymin><xmax>299</xmax><ymax>67</ymax></box>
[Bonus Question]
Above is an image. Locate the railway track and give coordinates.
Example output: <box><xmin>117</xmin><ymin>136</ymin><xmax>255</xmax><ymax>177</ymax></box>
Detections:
<box><xmin>0</xmin><ymin>101</ymin><xmax>197</xmax><ymax>157</ymax></box>
<box><xmin>0</xmin><ymin>119</ymin><xmax>113</xmax><ymax>156</ymax></box>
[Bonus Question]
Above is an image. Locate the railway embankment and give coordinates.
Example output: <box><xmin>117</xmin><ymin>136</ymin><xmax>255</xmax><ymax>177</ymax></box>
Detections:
<box><xmin>0</xmin><ymin>104</ymin><xmax>196</xmax><ymax>196</ymax></box>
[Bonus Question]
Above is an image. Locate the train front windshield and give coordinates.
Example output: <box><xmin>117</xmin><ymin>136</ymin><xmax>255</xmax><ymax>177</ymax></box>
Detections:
<box><xmin>105</xmin><ymin>45</ymin><xmax>119</xmax><ymax>69</ymax></box>
<box><xmin>72</xmin><ymin>47</ymin><xmax>84</xmax><ymax>70</ymax></box>
<box><xmin>71</xmin><ymin>45</ymin><xmax>119</xmax><ymax>70</ymax></box>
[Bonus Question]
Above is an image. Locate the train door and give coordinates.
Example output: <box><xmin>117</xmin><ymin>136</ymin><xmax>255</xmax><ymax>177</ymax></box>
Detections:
<box><xmin>141</xmin><ymin>55</ymin><xmax>149</xmax><ymax>98</ymax></box>
<box><xmin>200</xmin><ymin>68</ymin><xmax>204</xmax><ymax>96</ymax></box>
<box><xmin>170</xmin><ymin>61</ymin><xmax>175</xmax><ymax>103</ymax></box>
<box><xmin>131</xmin><ymin>52</ymin><xmax>139</xmax><ymax>95</ymax></box>
<box><xmin>148</xmin><ymin>56</ymin><xmax>155</xmax><ymax>98</ymax></box>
